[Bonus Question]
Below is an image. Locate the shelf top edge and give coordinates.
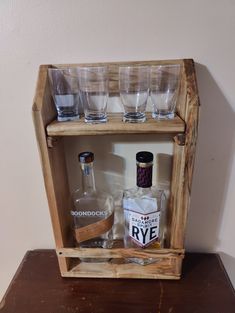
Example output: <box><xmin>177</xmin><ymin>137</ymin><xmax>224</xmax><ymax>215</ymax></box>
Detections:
<box><xmin>40</xmin><ymin>58</ymin><xmax>191</xmax><ymax>68</ymax></box>
<box><xmin>46</xmin><ymin>113</ymin><xmax>185</xmax><ymax>137</ymax></box>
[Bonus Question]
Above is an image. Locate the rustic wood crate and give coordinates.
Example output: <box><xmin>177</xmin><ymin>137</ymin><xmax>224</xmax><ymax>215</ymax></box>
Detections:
<box><xmin>32</xmin><ymin>59</ymin><xmax>199</xmax><ymax>279</ymax></box>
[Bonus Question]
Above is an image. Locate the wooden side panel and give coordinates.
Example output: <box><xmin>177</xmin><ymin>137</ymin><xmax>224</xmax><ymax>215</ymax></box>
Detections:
<box><xmin>32</xmin><ymin>65</ymin><xmax>56</xmax><ymax>119</ymax></box>
<box><xmin>32</xmin><ymin>65</ymin><xmax>72</xmax><ymax>272</ymax></box>
<box><xmin>176</xmin><ymin>62</ymin><xmax>187</xmax><ymax>120</ymax></box>
<box><xmin>169</xmin><ymin>136</ymin><xmax>187</xmax><ymax>248</ymax></box>
<box><xmin>169</xmin><ymin>59</ymin><xmax>200</xmax><ymax>248</ymax></box>
<box><xmin>183</xmin><ymin>59</ymin><xmax>200</xmax><ymax>191</ymax></box>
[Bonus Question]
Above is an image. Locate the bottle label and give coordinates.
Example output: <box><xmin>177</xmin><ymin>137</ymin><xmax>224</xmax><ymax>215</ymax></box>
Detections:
<box><xmin>128</xmin><ymin>210</ymin><xmax>160</xmax><ymax>247</ymax></box>
<box><xmin>71</xmin><ymin>210</ymin><xmax>106</xmax><ymax>217</ymax></box>
<box><xmin>74</xmin><ymin>212</ymin><xmax>114</xmax><ymax>243</ymax></box>
<box><xmin>123</xmin><ymin>198</ymin><xmax>160</xmax><ymax>247</ymax></box>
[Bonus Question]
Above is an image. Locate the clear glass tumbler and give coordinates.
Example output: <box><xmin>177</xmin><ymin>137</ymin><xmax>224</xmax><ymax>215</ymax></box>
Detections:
<box><xmin>119</xmin><ymin>66</ymin><xmax>150</xmax><ymax>123</ymax></box>
<box><xmin>48</xmin><ymin>68</ymin><xmax>80</xmax><ymax>121</ymax></box>
<box><xmin>150</xmin><ymin>64</ymin><xmax>181</xmax><ymax>120</ymax></box>
<box><xmin>78</xmin><ymin>66</ymin><xmax>109</xmax><ymax>123</ymax></box>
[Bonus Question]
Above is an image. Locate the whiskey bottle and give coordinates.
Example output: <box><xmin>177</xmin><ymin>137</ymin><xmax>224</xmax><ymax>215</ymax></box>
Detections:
<box><xmin>71</xmin><ymin>152</ymin><xmax>114</xmax><ymax>251</ymax></box>
<box><xmin>123</xmin><ymin>151</ymin><xmax>165</xmax><ymax>265</ymax></box>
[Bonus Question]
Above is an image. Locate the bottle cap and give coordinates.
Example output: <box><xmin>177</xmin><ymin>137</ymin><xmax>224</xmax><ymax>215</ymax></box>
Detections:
<box><xmin>136</xmin><ymin>151</ymin><xmax>153</xmax><ymax>164</ymax></box>
<box><xmin>78</xmin><ymin>152</ymin><xmax>94</xmax><ymax>163</ymax></box>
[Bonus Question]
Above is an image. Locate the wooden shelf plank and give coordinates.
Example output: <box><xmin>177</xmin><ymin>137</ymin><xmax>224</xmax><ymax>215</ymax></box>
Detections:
<box><xmin>56</xmin><ymin>247</ymin><xmax>184</xmax><ymax>259</ymax></box>
<box><xmin>47</xmin><ymin>113</ymin><xmax>185</xmax><ymax>136</ymax></box>
<box><xmin>65</xmin><ymin>257</ymin><xmax>181</xmax><ymax>279</ymax></box>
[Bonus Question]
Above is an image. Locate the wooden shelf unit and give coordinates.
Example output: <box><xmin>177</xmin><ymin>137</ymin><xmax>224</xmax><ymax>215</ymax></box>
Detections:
<box><xmin>32</xmin><ymin>59</ymin><xmax>200</xmax><ymax>279</ymax></box>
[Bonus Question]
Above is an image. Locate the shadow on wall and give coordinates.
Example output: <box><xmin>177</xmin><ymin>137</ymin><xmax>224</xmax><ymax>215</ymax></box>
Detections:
<box><xmin>64</xmin><ymin>134</ymin><xmax>173</xmax><ymax>240</ymax></box>
<box><xmin>219</xmin><ymin>253</ymin><xmax>235</xmax><ymax>288</ymax></box>
<box><xmin>185</xmin><ymin>63</ymin><xmax>235</xmax><ymax>251</ymax></box>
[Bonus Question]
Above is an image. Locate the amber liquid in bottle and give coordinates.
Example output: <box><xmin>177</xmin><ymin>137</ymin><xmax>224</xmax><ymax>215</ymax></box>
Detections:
<box><xmin>123</xmin><ymin>151</ymin><xmax>166</xmax><ymax>265</ymax></box>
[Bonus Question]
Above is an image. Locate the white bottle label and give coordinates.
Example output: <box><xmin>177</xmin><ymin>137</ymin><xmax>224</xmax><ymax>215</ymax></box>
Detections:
<box><xmin>123</xmin><ymin>198</ymin><xmax>160</xmax><ymax>247</ymax></box>
<box><xmin>128</xmin><ymin>211</ymin><xmax>160</xmax><ymax>247</ymax></box>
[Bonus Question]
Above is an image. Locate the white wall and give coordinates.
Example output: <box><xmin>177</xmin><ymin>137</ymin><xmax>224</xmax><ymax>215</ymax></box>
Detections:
<box><xmin>0</xmin><ymin>0</ymin><xmax>235</xmax><ymax>299</ymax></box>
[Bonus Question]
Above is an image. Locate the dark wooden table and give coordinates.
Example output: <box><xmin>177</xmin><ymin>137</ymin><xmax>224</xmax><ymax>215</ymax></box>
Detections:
<box><xmin>0</xmin><ymin>250</ymin><xmax>235</xmax><ymax>313</ymax></box>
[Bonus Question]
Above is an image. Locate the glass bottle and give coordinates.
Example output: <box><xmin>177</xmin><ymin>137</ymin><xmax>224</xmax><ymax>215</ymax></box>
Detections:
<box><xmin>71</xmin><ymin>152</ymin><xmax>114</xmax><ymax>251</ymax></box>
<box><xmin>123</xmin><ymin>151</ymin><xmax>166</xmax><ymax>265</ymax></box>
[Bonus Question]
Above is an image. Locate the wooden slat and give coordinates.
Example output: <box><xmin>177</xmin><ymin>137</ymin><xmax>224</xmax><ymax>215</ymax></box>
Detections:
<box><xmin>52</xmin><ymin>59</ymin><xmax>184</xmax><ymax>96</ymax></box>
<box><xmin>168</xmin><ymin>135</ymin><xmax>187</xmax><ymax>248</ymax></box>
<box><xmin>32</xmin><ymin>65</ymin><xmax>72</xmax><ymax>273</ymax></box>
<box><xmin>62</xmin><ymin>256</ymin><xmax>183</xmax><ymax>279</ymax></box>
<box><xmin>183</xmin><ymin>59</ymin><xmax>200</xmax><ymax>190</ymax></box>
<box><xmin>47</xmin><ymin>113</ymin><xmax>185</xmax><ymax>136</ymax></box>
<box><xmin>54</xmin><ymin>59</ymin><xmax>183</xmax><ymax>68</ymax></box>
<box><xmin>57</xmin><ymin>247</ymin><xmax>184</xmax><ymax>259</ymax></box>
<box><xmin>169</xmin><ymin>59</ymin><xmax>200</xmax><ymax>249</ymax></box>
<box><xmin>176</xmin><ymin>62</ymin><xmax>188</xmax><ymax>120</ymax></box>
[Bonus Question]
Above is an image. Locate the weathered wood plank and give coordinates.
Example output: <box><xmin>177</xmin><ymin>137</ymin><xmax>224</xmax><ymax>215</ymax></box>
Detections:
<box><xmin>63</xmin><ymin>256</ymin><xmax>182</xmax><ymax>279</ymax></box>
<box><xmin>32</xmin><ymin>65</ymin><xmax>71</xmax><ymax>273</ymax></box>
<box><xmin>47</xmin><ymin>113</ymin><xmax>185</xmax><ymax>136</ymax></box>
<box><xmin>51</xmin><ymin>59</ymin><xmax>185</xmax><ymax>99</ymax></box>
<box><xmin>57</xmin><ymin>247</ymin><xmax>184</xmax><ymax>258</ymax></box>
<box><xmin>169</xmin><ymin>59</ymin><xmax>200</xmax><ymax>249</ymax></box>
<box><xmin>168</xmin><ymin>135</ymin><xmax>187</xmax><ymax>248</ymax></box>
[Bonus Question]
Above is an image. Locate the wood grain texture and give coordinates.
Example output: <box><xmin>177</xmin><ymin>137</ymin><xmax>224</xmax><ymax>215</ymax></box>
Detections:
<box><xmin>183</xmin><ymin>59</ymin><xmax>200</xmax><ymax>192</ymax></box>
<box><xmin>53</xmin><ymin>59</ymin><xmax>184</xmax><ymax>95</ymax></box>
<box><xmin>32</xmin><ymin>59</ymin><xmax>200</xmax><ymax>279</ymax></box>
<box><xmin>57</xmin><ymin>247</ymin><xmax>184</xmax><ymax>258</ymax></box>
<box><xmin>56</xmin><ymin>247</ymin><xmax>183</xmax><ymax>279</ymax></box>
<box><xmin>32</xmin><ymin>65</ymin><xmax>71</xmax><ymax>273</ymax></box>
<box><xmin>1</xmin><ymin>251</ymin><xmax>235</xmax><ymax>313</ymax></box>
<box><xmin>176</xmin><ymin>64</ymin><xmax>187</xmax><ymax>119</ymax></box>
<box><xmin>168</xmin><ymin>136</ymin><xmax>187</xmax><ymax>248</ymax></box>
<box><xmin>65</xmin><ymin>257</ymin><xmax>182</xmax><ymax>279</ymax></box>
<box><xmin>169</xmin><ymin>59</ymin><xmax>200</xmax><ymax>249</ymax></box>
<box><xmin>47</xmin><ymin>113</ymin><xmax>185</xmax><ymax>136</ymax></box>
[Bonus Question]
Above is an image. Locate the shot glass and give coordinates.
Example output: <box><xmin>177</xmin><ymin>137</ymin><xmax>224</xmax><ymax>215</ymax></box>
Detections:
<box><xmin>150</xmin><ymin>64</ymin><xmax>181</xmax><ymax>120</ymax></box>
<box><xmin>119</xmin><ymin>66</ymin><xmax>150</xmax><ymax>123</ymax></box>
<box><xmin>48</xmin><ymin>68</ymin><xmax>80</xmax><ymax>121</ymax></box>
<box><xmin>78</xmin><ymin>66</ymin><xmax>109</xmax><ymax>123</ymax></box>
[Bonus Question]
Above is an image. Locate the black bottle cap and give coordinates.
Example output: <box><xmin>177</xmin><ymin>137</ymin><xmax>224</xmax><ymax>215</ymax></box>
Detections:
<box><xmin>78</xmin><ymin>152</ymin><xmax>94</xmax><ymax>163</ymax></box>
<box><xmin>136</xmin><ymin>151</ymin><xmax>153</xmax><ymax>163</ymax></box>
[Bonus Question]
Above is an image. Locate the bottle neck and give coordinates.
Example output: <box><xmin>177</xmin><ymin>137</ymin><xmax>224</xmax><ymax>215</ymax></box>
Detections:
<box><xmin>136</xmin><ymin>162</ymin><xmax>153</xmax><ymax>189</ymax></box>
<box><xmin>80</xmin><ymin>162</ymin><xmax>96</xmax><ymax>195</ymax></box>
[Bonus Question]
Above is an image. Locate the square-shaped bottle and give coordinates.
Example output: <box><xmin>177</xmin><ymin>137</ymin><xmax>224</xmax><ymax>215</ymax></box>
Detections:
<box><xmin>123</xmin><ymin>151</ymin><xmax>166</xmax><ymax>265</ymax></box>
<box><xmin>71</xmin><ymin>152</ymin><xmax>114</xmax><ymax>252</ymax></box>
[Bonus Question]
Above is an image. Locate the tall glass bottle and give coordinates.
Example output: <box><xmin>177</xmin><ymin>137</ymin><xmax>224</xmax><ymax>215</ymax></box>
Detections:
<box><xmin>71</xmin><ymin>152</ymin><xmax>114</xmax><ymax>251</ymax></box>
<box><xmin>123</xmin><ymin>151</ymin><xmax>166</xmax><ymax>265</ymax></box>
